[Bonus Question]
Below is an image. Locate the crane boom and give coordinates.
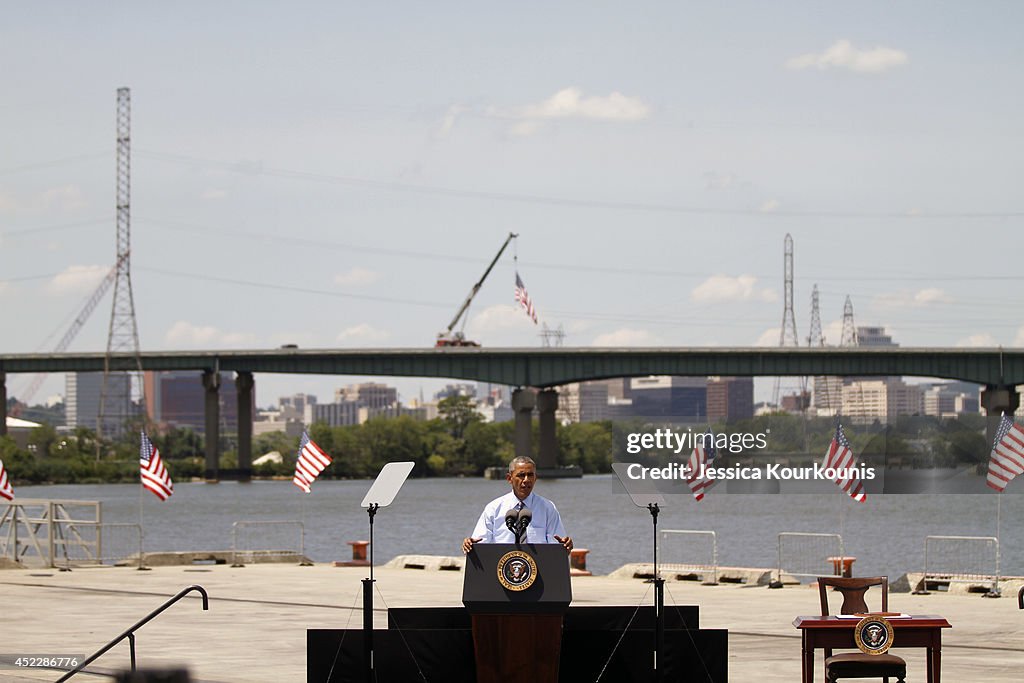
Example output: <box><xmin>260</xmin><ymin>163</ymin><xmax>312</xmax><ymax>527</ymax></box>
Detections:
<box><xmin>11</xmin><ymin>255</ymin><xmax>123</xmax><ymax>413</ymax></box>
<box><xmin>437</xmin><ymin>232</ymin><xmax>518</xmax><ymax>347</ymax></box>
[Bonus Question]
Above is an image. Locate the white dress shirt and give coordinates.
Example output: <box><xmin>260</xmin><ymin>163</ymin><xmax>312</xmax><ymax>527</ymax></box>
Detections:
<box><xmin>470</xmin><ymin>490</ymin><xmax>567</xmax><ymax>544</ymax></box>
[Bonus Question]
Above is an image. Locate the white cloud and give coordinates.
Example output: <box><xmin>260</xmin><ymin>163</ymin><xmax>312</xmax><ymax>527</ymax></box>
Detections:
<box><xmin>516</xmin><ymin>87</ymin><xmax>650</xmax><ymax>121</ymax></box>
<box><xmin>956</xmin><ymin>333</ymin><xmax>999</xmax><ymax>348</ymax></box>
<box><xmin>165</xmin><ymin>320</ymin><xmax>256</xmax><ymax>347</ymax></box>
<box><xmin>336</xmin><ymin>323</ymin><xmax>389</xmax><ymax>344</ymax></box>
<box><xmin>703</xmin><ymin>171</ymin><xmax>739</xmax><ymax>191</ymax></box>
<box><xmin>46</xmin><ymin>264</ymin><xmax>109</xmax><ymax>295</ymax></box>
<box><xmin>1015</xmin><ymin>327</ymin><xmax>1024</xmax><ymax>347</ymax></box>
<box><xmin>467</xmin><ymin>304</ymin><xmax>535</xmax><ymax>334</ymax></box>
<box><xmin>201</xmin><ymin>189</ymin><xmax>227</xmax><ymax>200</ymax></box>
<box><xmin>759</xmin><ymin>198</ymin><xmax>780</xmax><ymax>213</ymax></box>
<box><xmin>691</xmin><ymin>275</ymin><xmax>777</xmax><ymax>303</ymax></box>
<box><xmin>38</xmin><ymin>184</ymin><xmax>88</xmax><ymax>211</ymax></box>
<box><xmin>591</xmin><ymin>328</ymin><xmax>663</xmax><ymax>347</ymax></box>
<box><xmin>334</xmin><ymin>267</ymin><xmax>381</xmax><ymax>287</ymax></box>
<box><xmin>874</xmin><ymin>288</ymin><xmax>952</xmax><ymax>308</ymax></box>
<box><xmin>0</xmin><ymin>191</ymin><xmax>17</xmax><ymax>212</ymax></box>
<box><xmin>509</xmin><ymin>120</ymin><xmax>544</xmax><ymax>137</ymax></box>
<box><xmin>754</xmin><ymin>328</ymin><xmax>781</xmax><ymax>347</ymax></box>
<box><xmin>786</xmin><ymin>40</ymin><xmax>909</xmax><ymax>73</ymax></box>
<box><xmin>436</xmin><ymin>104</ymin><xmax>467</xmax><ymax>137</ymax></box>
<box><xmin>821</xmin><ymin>319</ymin><xmax>846</xmax><ymax>346</ymax></box>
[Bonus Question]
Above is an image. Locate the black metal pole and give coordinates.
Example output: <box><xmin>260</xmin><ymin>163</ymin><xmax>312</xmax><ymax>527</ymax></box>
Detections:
<box><xmin>648</xmin><ymin>503</ymin><xmax>664</xmax><ymax>683</ymax></box>
<box><xmin>363</xmin><ymin>503</ymin><xmax>378</xmax><ymax>683</ymax></box>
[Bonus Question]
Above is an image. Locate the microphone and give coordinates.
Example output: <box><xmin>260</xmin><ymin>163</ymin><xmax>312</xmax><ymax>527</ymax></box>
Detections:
<box><xmin>515</xmin><ymin>507</ymin><xmax>532</xmax><ymax>543</ymax></box>
<box><xmin>505</xmin><ymin>508</ymin><xmax>520</xmax><ymax>535</ymax></box>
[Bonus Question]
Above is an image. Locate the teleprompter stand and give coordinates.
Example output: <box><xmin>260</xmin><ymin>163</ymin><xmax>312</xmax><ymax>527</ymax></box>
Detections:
<box><xmin>611</xmin><ymin>462</ymin><xmax>667</xmax><ymax>683</ymax></box>
<box><xmin>358</xmin><ymin>461</ymin><xmax>414</xmax><ymax>683</ymax></box>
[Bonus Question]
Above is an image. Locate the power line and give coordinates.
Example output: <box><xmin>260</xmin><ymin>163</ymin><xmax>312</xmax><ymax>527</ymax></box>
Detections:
<box><xmin>136</xmin><ymin>149</ymin><xmax>1024</xmax><ymax>220</ymax></box>
<box><xmin>135</xmin><ymin>216</ymin><xmax>1024</xmax><ymax>284</ymax></box>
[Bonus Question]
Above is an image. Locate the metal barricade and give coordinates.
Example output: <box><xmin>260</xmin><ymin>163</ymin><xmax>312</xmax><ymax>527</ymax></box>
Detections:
<box><xmin>231</xmin><ymin>520</ymin><xmax>306</xmax><ymax>566</ymax></box>
<box><xmin>777</xmin><ymin>532</ymin><xmax>844</xmax><ymax>582</ymax></box>
<box><xmin>53</xmin><ymin>522</ymin><xmax>144</xmax><ymax>568</ymax></box>
<box><xmin>923</xmin><ymin>535</ymin><xmax>1000</xmax><ymax>593</ymax></box>
<box><xmin>659</xmin><ymin>529</ymin><xmax>718</xmax><ymax>584</ymax></box>
<box><xmin>0</xmin><ymin>499</ymin><xmax>102</xmax><ymax>568</ymax></box>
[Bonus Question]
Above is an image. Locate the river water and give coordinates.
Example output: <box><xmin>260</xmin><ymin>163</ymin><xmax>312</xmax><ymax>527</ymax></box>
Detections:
<box><xmin>15</xmin><ymin>476</ymin><xmax>1024</xmax><ymax>580</ymax></box>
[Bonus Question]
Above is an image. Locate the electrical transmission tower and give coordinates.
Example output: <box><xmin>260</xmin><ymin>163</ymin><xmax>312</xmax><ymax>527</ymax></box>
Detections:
<box><xmin>540</xmin><ymin>323</ymin><xmax>566</xmax><ymax>347</ymax></box>
<box><xmin>773</xmin><ymin>234</ymin><xmax>805</xmax><ymax>409</ymax></box>
<box><xmin>807</xmin><ymin>284</ymin><xmax>823</xmax><ymax>348</ymax></box>
<box><xmin>809</xmin><ymin>284</ymin><xmax>841</xmax><ymax>414</ymax></box>
<box><xmin>840</xmin><ymin>296</ymin><xmax>859</xmax><ymax>347</ymax></box>
<box><xmin>98</xmin><ymin>87</ymin><xmax>146</xmax><ymax>442</ymax></box>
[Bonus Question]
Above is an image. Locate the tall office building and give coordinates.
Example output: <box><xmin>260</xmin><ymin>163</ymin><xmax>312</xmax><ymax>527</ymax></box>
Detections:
<box><xmin>706</xmin><ymin>377</ymin><xmax>754</xmax><ymax>421</ymax></box>
<box><xmin>66</xmin><ymin>372</ymin><xmax>133</xmax><ymax>433</ymax></box>
<box><xmin>143</xmin><ymin>371</ymin><xmax>244</xmax><ymax>434</ymax></box>
<box><xmin>335</xmin><ymin>383</ymin><xmax>398</xmax><ymax>410</ymax></box>
<box><xmin>630</xmin><ymin>376</ymin><xmax>707</xmax><ymax>418</ymax></box>
<box><xmin>842</xmin><ymin>379</ymin><xmax>924</xmax><ymax>423</ymax></box>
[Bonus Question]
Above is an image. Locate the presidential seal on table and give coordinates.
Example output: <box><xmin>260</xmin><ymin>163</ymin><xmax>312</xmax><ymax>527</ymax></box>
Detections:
<box><xmin>854</xmin><ymin>615</ymin><xmax>895</xmax><ymax>655</ymax></box>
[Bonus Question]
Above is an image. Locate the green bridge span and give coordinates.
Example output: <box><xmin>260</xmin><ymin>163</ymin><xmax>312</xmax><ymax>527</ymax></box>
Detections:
<box><xmin>3</xmin><ymin>346</ymin><xmax>1021</xmax><ymax>480</ymax></box>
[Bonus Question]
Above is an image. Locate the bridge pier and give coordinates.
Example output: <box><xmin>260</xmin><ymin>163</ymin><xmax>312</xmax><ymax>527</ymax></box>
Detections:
<box><xmin>537</xmin><ymin>388</ymin><xmax>558</xmax><ymax>470</ymax></box>
<box><xmin>512</xmin><ymin>387</ymin><xmax>560</xmax><ymax>470</ymax></box>
<box><xmin>203</xmin><ymin>370</ymin><xmax>221</xmax><ymax>481</ymax></box>
<box><xmin>982</xmin><ymin>384</ymin><xmax>1021</xmax><ymax>446</ymax></box>
<box><xmin>236</xmin><ymin>371</ymin><xmax>254</xmax><ymax>483</ymax></box>
<box><xmin>512</xmin><ymin>388</ymin><xmax>535</xmax><ymax>459</ymax></box>
<box><xmin>0</xmin><ymin>372</ymin><xmax>7</xmax><ymax>437</ymax></box>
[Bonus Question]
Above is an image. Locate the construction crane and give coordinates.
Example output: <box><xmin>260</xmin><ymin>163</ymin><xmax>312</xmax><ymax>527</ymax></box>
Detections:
<box><xmin>436</xmin><ymin>232</ymin><xmax>518</xmax><ymax>347</ymax></box>
<box><xmin>9</xmin><ymin>254</ymin><xmax>124</xmax><ymax>415</ymax></box>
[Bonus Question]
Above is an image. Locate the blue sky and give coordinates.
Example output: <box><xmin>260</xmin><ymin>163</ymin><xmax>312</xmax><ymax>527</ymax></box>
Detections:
<box><xmin>2</xmin><ymin>2</ymin><xmax>1023</xmax><ymax>406</ymax></box>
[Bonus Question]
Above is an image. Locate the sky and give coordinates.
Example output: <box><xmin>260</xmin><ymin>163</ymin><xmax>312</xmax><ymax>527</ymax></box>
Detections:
<box><xmin>2</xmin><ymin>2</ymin><xmax>1023</xmax><ymax>408</ymax></box>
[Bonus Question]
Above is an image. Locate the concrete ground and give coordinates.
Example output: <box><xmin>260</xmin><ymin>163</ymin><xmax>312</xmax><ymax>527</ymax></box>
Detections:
<box><xmin>2</xmin><ymin>562</ymin><xmax>1023</xmax><ymax>682</ymax></box>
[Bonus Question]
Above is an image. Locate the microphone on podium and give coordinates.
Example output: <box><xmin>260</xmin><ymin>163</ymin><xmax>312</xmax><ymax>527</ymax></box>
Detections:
<box><xmin>505</xmin><ymin>508</ymin><xmax>520</xmax><ymax>535</ymax></box>
<box><xmin>515</xmin><ymin>507</ymin><xmax>532</xmax><ymax>543</ymax></box>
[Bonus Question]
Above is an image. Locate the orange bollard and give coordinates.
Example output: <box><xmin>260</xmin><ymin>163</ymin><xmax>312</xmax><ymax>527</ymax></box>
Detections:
<box><xmin>828</xmin><ymin>556</ymin><xmax>856</xmax><ymax>578</ymax></box>
<box><xmin>332</xmin><ymin>540</ymin><xmax>371</xmax><ymax>567</ymax></box>
<box><xmin>569</xmin><ymin>548</ymin><xmax>592</xmax><ymax>576</ymax></box>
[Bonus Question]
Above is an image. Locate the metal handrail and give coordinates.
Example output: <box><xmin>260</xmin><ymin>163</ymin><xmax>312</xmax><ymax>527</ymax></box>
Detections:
<box><xmin>56</xmin><ymin>584</ymin><xmax>209</xmax><ymax>681</ymax></box>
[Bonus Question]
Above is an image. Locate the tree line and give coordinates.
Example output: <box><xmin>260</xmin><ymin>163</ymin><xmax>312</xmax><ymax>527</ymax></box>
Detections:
<box><xmin>1</xmin><ymin>393</ymin><xmax>989</xmax><ymax>486</ymax></box>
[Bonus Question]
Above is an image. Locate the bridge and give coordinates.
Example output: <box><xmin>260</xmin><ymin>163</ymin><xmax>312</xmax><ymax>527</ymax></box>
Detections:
<box><xmin>3</xmin><ymin>346</ymin><xmax>1021</xmax><ymax>479</ymax></box>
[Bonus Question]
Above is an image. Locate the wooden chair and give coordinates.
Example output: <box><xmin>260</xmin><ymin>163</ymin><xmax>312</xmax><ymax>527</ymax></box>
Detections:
<box><xmin>817</xmin><ymin>576</ymin><xmax>906</xmax><ymax>683</ymax></box>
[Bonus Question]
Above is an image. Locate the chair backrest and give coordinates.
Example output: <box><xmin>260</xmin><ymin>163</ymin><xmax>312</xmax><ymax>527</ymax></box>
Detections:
<box><xmin>818</xmin><ymin>576</ymin><xmax>888</xmax><ymax>615</ymax></box>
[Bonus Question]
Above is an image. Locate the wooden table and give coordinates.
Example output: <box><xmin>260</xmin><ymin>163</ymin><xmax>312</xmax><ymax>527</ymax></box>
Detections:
<box><xmin>793</xmin><ymin>615</ymin><xmax>951</xmax><ymax>683</ymax></box>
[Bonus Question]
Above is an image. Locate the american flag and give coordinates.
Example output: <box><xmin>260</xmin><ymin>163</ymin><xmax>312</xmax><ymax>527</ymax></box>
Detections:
<box><xmin>987</xmin><ymin>415</ymin><xmax>1024</xmax><ymax>493</ymax></box>
<box><xmin>514</xmin><ymin>272</ymin><xmax>538</xmax><ymax>324</ymax></box>
<box><xmin>140</xmin><ymin>432</ymin><xmax>174</xmax><ymax>501</ymax></box>
<box><xmin>823</xmin><ymin>422</ymin><xmax>866</xmax><ymax>503</ymax></box>
<box><xmin>293</xmin><ymin>431</ymin><xmax>332</xmax><ymax>493</ymax></box>
<box><xmin>0</xmin><ymin>458</ymin><xmax>14</xmax><ymax>501</ymax></box>
<box><xmin>686</xmin><ymin>428</ymin><xmax>717</xmax><ymax>501</ymax></box>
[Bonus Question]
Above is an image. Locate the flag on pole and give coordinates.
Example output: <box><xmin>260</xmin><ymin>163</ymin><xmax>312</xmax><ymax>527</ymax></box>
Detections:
<box><xmin>987</xmin><ymin>415</ymin><xmax>1024</xmax><ymax>492</ymax></box>
<box><xmin>823</xmin><ymin>422</ymin><xmax>866</xmax><ymax>503</ymax></box>
<box><xmin>514</xmin><ymin>272</ymin><xmax>538</xmax><ymax>324</ymax></box>
<box><xmin>0</xmin><ymin>459</ymin><xmax>14</xmax><ymax>501</ymax></box>
<box><xmin>140</xmin><ymin>432</ymin><xmax>173</xmax><ymax>501</ymax></box>
<box><xmin>293</xmin><ymin>431</ymin><xmax>332</xmax><ymax>493</ymax></box>
<box><xmin>686</xmin><ymin>428</ymin><xmax>717</xmax><ymax>501</ymax></box>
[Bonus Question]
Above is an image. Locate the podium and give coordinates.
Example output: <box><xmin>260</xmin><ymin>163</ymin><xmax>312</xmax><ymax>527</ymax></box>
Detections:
<box><xmin>463</xmin><ymin>543</ymin><xmax>571</xmax><ymax>683</ymax></box>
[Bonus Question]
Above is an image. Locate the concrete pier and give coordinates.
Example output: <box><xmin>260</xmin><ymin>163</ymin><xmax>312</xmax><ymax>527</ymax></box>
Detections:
<box><xmin>3</xmin><ymin>562</ymin><xmax>1024</xmax><ymax>681</ymax></box>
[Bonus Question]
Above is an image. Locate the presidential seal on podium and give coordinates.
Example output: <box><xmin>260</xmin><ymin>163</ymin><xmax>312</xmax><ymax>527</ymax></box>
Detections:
<box><xmin>496</xmin><ymin>550</ymin><xmax>538</xmax><ymax>591</ymax></box>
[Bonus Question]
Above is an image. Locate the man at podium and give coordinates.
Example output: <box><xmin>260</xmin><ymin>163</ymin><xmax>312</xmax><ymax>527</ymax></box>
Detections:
<box><xmin>462</xmin><ymin>456</ymin><xmax>573</xmax><ymax>554</ymax></box>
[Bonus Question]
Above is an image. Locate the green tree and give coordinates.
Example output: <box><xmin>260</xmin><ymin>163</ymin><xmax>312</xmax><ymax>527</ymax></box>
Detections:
<box><xmin>438</xmin><ymin>395</ymin><xmax>484</xmax><ymax>439</ymax></box>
